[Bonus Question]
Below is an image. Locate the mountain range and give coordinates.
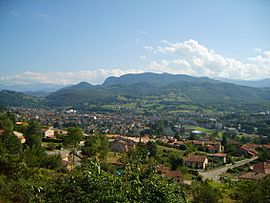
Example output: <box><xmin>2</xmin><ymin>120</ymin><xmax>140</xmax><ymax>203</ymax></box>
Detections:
<box><xmin>215</xmin><ymin>78</ymin><xmax>270</xmax><ymax>88</ymax></box>
<box><xmin>1</xmin><ymin>73</ymin><xmax>270</xmax><ymax>94</ymax></box>
<box><xmin>1</xmin><ymin>72</ymin><xmax>270</xmax><ymax>112</ymax></box>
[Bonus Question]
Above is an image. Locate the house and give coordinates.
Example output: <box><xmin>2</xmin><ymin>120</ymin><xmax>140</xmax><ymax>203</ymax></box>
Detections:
<box><xmin>61</xmin><ymin>153</ymin><xmax>73</xmax><ymax>170</ymax></box>
<box><xmin>42</xmin><ymin>127</ymin><xmax>55</xmax><ymax>139</ymax></box>
<box><xmin>15</xmin><ymin>121</ymin><xmax>24</xmax><ymax>125</ymax></box>
<box><xmin>0</xmin><ymin>129</ymin><xmax>26</xmax><ymax>144</ymax></box>
<box><xmin>253</xmin><ymin>162</ymin><xmax>270</xmax><ymax>174</ymax></box>
<box><xmin>13</xmin><ymin>131</ymin><xmax>26</xmax><ymax>144</ymax></box>
<box><xmin>184</xmin><ymin>155</ymin><xmax>208</xmax><ymax>169</ymax></box>
<box><xmin>205</xmin><ymin>144</ymin><xmax>218</xmax><ymax>153</ymax></box>
<box><xmin>239</xmin><ymin>161</ymin><xmax>270</xmax><ymax>180</ymax></box>
<box><xmin>206</xmin><ymin>141</ymin><xmax>223</xmax><ymax>152</ymax></box>
<box><xmin>172</xmin><ymin>141</ymin><xmax>185</xmax><ymax>149</ymax></box>
<box><xmin>121</xmin><ymin>135</ymin><xmax>151</xmax><ymax>143</ymax></box>
<box><xmin>0</xmin><ymin>129</ymin><xmax>5</xmax><ymax>136</ymax></box>
<box><xmin>157</xmin><ymin>166</ymin><xmax>183</xmax><ymax>182</ymax></box>
<box><xmin>186</xmin><ymin>140</ymin><xmax>223</xmax><ymax>152</ymax></box>
<box><xmin>54</xmin><ymin>129</ymin><xmax>67</xmax><ymax>136</ymax></box>
<box><xmin>211</xmin><ymin>153</ymin><xmax>227</xmax><ymax>164</ymax></box>
<box><xmin>167</xmin><ymin>136</ymin><xmax>177</xmax><ymax>143</ymax></box>
<box><xmin>238</xmin><ymin>172</ymin><xmax>267</xmax><ymax>180</ymax></box>
<box><xmin>263</xmin><ymin>144</ymin><xmax>270</xmax><ymax>150</ymax></box>
<box><xmin>240</xmin><ymin>145</ymin><xmax>258</xmax><ymax>157</ymax></box>
<box><xmin>192</xmin><ymin>140</ymin><xmax>204</xmax><ymax>147</ymax></box>
<box><xmin>109</xmin><ymin>137</ymin><xmax>136</xmax><ymax>152</ymax></box>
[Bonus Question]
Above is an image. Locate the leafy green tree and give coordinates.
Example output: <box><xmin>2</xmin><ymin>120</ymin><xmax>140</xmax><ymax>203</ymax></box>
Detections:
<box><xmin>170</xmin><ymin>154</ymin><xmax>183</xmax><ymax>170</ymax></box>
<box><xmin>42</xmin><ymin>154</ymin><xmax>63</xmax><ymax>170</ymax></box>
<box><xmin>98</xmin><ymin>135</ymin><xmax>109</xmax><ymax>159</ymax></box>
<box><xmin>0</xmin><ymin>136</ymin><xmax>21</xmax><ymax>178</ymax></box>
<box><xmin>180</xmin><ymin>126</ymin><xmax>186</xmax><ymax>135</ymax></box>
<box><xmin>234</xmin><ymin>179</ymin><xmax>264</xmax><ymax>203</ymax></box>
<box><xmin>2</xmin><ymin>132</ymin><xmax>22</xmax><ymax>154</ymax></box>
<box><xmin>223</xmin><ymin>131</ymin><xmax>237</xmax><ymax>141</ymax></box>
<box><xmin>209</xmin><ymin>131</ymin><xmax>218</xmax><ymax>141</ymax></box>
<box><xmin>191</xmin><ymin>180</ymin><xmax>223</xmax><ymax>203</ymax></box>
<box><xmin>82</xmin><ymin>136</ymin><xmax>99</xmax><ymax>157</ymax></box>
<box><xmin>147</xmin><ymin>141</ymin><xmax>157</xmax><ymax>158</ymax></box>
<box><xmin>235</xmin><ymin>175</ymin><xmax>269</xmax><ymax>202</ymax></box>
<box><xmin>0</xmin><ymin>116</ymin><xmax>22</xmax><ymax>178</ymax></box>
<box><xmin>82</xmin><ymin>135</ymin><xmax>109</xmax><ymax>160</ymax></box>
<box><xmin>258</xmin><ymin>147</ymin><xmax>270</xmax><ymax>162</ymax></box>
<box><xmin>43</xmin><ymin>158</ymin><xmax>187</xmax><ymax>203</ymax></box>
<box><xmin>25</xmin><ymin>120</ymin><xmax>43</xmax><ymax>148</ymax></box>
<box><xmin>0</xmin><ymin>113</ymin><xmax>13</xmax><ymax>133</ymax></box>
<box><xmin>64</xmin><ymin>127</ymin><xmax>84</xmax><ymax>162</ymax></box>
<box><xmin>24</xmin><ymin>144</ymin><xmax>46</xmax><ymax>167</ymax></box>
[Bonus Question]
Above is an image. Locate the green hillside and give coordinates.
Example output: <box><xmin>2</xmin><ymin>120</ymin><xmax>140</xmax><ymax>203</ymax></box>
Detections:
<box><xmin>1</xmin><ymin>73</ymin><xmax>270</xmax><ymax>113</ymax></box>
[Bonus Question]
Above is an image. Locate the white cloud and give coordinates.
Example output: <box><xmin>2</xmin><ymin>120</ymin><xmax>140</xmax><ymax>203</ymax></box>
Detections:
<box><xmin>254</xmin><ymin>48</ymin><xmax>262</xmax><ymax>52</ymax></box>
<box><xmin>144</xmin><ymin>46</ymin><xmax>157</xmax><ymax>54</ymax></box>
<box><xmin>0</xmin><ymin>69</ymin><xmax>144</xmax><ymax>86</ymax></box>
<box><xmin>147</xmin><ymin>60</ymin><xmax>196</xmax><ymax>76</ymax></box>
<box><xmin>1</xmin><ymin>39</ymin><xmax>269</xmax><ymax>87</ymax></box>
<box><xmin>145</xmin><ymin>39</ymin><xmax>270</xmax><ymax>80</ymax></box>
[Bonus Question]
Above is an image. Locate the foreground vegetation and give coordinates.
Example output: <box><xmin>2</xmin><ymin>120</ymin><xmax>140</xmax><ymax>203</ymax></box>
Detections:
<box><xmin>1</xmin><ymin>112</ymin><xmax>270</xmax><ymax>202</ymax></box>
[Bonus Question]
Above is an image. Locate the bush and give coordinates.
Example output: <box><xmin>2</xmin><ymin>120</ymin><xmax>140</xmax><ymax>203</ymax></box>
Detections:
<box><xmin>179</xmin><ymin>166</ymin><xmax>189</xmax><ymax>174</ymax></box>
<box><xmin>179</xmin><ymin>144</ymin><xmax>188</xmax><ymax>150</ymax></box>
<box><xmin>189</xmin><ymin>169</ymin><xmax>199</xmax><ymax>176</ymax></box>
<box><xmin>55</xmin><ymin>144</ymin><xmax>63</xmax><ymax>150</ymax></box>
<box><xmin>46</xmin><ymin>143</ymin><xmax>56</xmax><ymax>151</ymax></box>
<box><xmin>42</xmin><ymin>138</ymin><xmax>63</xmax><ymax>143</ymax></box>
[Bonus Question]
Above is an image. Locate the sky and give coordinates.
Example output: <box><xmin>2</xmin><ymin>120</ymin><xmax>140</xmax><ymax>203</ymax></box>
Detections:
<box><xmin>0</xmin><ymin>0</ymin><xmax>270</xmax><ymax>86</ymax></box>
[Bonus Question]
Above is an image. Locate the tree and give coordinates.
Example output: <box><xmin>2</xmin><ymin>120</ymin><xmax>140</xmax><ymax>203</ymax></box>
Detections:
<box><xmin>147</xmin><ymin>141</ymin><xmax>157</xmax><ymax>158</ymax></box>
<box><xmin>233</xmin><ymin>177</ymin><xmax>270</xmax><ymax>203</ymax></box>
<box><xmin>258</xmin><ymin>147</ymin><xmax>270</xmax><ymax>162</ymax></box>
<box><xmin>82</xmin><ymin>135</ymin><xmax>109</xmax><ymax>160</ymax></box>
<box><xmin>223</xmin><ymin>131</ymin><xmax>237</xmax><ymax>141</ymax></box>
<box><xmin>25</xmin><ymin>121</ymin><xmax>42</xmax><ymax>148</ymax></box>
<box><xmin>64</xmin><ymin>127</ymin><xmax>83</xmax><ymax>163</ymax></box>
<box><xmin>24</xmin><ymin>144</ymin><xmax>46</xmax><ymax>167</ymax></box>
<box><xmin>209</xmin><ymin>131</ymin><xmax>218</xmax><ymax>141</ymax></box>
<box><xmin>82</xmin><ymin>136</ymin><xmax>99</xmax><ymax>157</ymax></box>
<box><xmin>221</xmin><ymin>134</ymin><xmax>227</xmax><ymax>146</ymax></box>
<box><xmin>191</xmin><ymin>180</ymin><xmax>223</xmax><ymax>203</ymax></box>
<box><xmin>98</xmin><ymin>135</ymin><xmax>109</xmax><ymax>159</ymax></box>
<box><xmin>0</xmin><ymin>113</ymin><xmax>13</xmax><ymax>133</ymax></box>
<box><xmin>180</xmin><ymin>126</ymin><xmax>186</xmax><ymax>136</ymax></box>
<box><xmin>2</xmin><ymin>132</ymin><xmax>22</xmax><ymax>154</ymax></box>
<box><xmin>42</xmin><ymin>154</ymin><xmax>63</xmax><ymax>170</ymax></box>
<box><xmin>170</xmin><ymin>153</ymin><xmax>183</xmax><ymax>170</ymax></box>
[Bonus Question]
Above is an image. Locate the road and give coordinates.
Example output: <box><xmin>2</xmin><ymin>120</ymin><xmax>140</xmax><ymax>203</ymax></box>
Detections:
<box><xmin>199</xmin><ymin>156</ymin><xmax>258</xmax><ymax>181</ymax></box>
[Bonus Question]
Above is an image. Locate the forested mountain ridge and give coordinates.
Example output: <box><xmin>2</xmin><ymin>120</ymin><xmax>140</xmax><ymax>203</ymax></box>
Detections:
<box><xmin>1</xmin><ymin>72</ymin><xmax>270</xmax><ymax>112</ymax></box>
<box><xmin>0</xmin><ymin>90</ymin><xmax>43</xmax><ymax>107</ymax></box>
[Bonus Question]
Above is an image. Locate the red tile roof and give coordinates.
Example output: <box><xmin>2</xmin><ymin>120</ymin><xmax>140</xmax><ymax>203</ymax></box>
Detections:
<box><xmin>206</xmin><ymin>144</ymin><xmax>216</xmax><ymax>150</ymax></box>
<box><xmin>239</xmin><ymin>172</ymin><xmax>267</xmax><ymax>180</ymax></box>
<box><xmin>212</xmin><ymin>153</ymin><xmax>227</xmax><ymax>157</ymax></box>
<box><xmin>253</xmin><ymin>162</ymin><xmax>270</xmax><ymax>174</ymax></box>
<box><xmin>263</xmin><ymin>144</ymin><xmax>270</xmax><ymax>149</ymax></box>
<box><xmin>157</xmin><ymin>166</ymin><xmax>183</xmax><ymax>182</ymax></box>
<box><xmin>240</xmin><ymin>146</ymin><xmax>258</xmax><ymax>156</ymax></box>
<box><xmin>185</xmin><ymin>155</ymin><xmax>207</xmax><ymax>163</ymax></box>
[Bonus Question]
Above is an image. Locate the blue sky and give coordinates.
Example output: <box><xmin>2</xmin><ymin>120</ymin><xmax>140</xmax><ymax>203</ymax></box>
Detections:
<box><xmin>0</xmin><ymin>0</ymin><xmax>270</xmax><ymax>85</ymax></box>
